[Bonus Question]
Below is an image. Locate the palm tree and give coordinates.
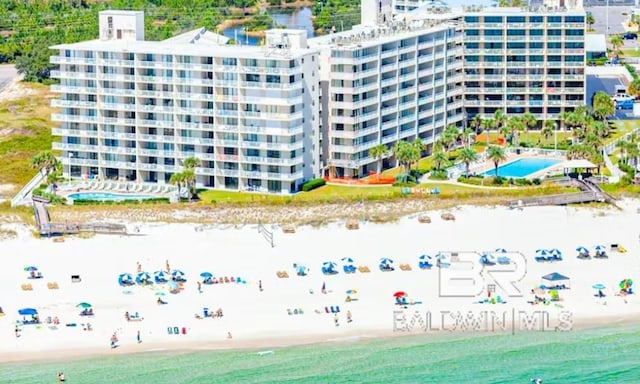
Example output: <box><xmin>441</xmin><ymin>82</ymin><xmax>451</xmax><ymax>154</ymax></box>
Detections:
<box><xmin>506</xmin><ymin>116</ymin><xmax>526</xmax><ymax>146</ymax></box>
<box><xmin>486</xmin><ymin>146</ymin><xmax>507</xmax><ymax>178</ymax></box>
<box><xmin>521</xmin><ymin>112</ymin><xmax>537</xmax><ymax>134</ymax></box>
<box><xmin>493</xmin><ymin>109</ymin><xmax>507</xmax><ymax>136</ymax></box>
<box><xmin>440</xmin><ymin>125</ymin><xmax>460</xmax><ymax>151</ymax></box>
<box><xmin>471</xmin><ymin>114</ymin><xmax>483</xmax><ymax>134</ymax></box>
<box><xmin>393</xmin><ymin>140</ymin><xmax>417</xmax><ymax>176</ymax></box>
<box><xmin>628</xmin><ymin>78</ymin><xmax>640</xmax><ymax>97</ymax></box>
<box><xmin>458</xmin><ymin>147</ymin><xmax>478</xmax><ymax>178</ymax></box>
<box><xmin>481</xmin><ymin>118</ymin><xmax>495</xmax><ymax>144</ymax></box>
<box><xmin>30</xmin><ymin>150</ymin><xmax>60</xmax><ymax>180</ymax></box>
<box><xmin>432</xmin><ymin>150</ymin><xmax>450</xmax><ymax>172</ymax></box>
<box><xmin>183</xmin><ymin>156</ymin><xmax>200</xmax><ymax>170</ymax></box>
<box><xmin>461</xmin><ymin>127</ymin><xmax>475</xmax><ymax>148</ymax></box>
<box><xmin>368</xmin><ymin>144</ymin><xmax>389</xmax><ymax>177</ymax></box>
<box><xmin>542</xmin><ymin>120</ymin><xmax>555</xmax><ymax>144</ymax></box>
<box><xmin>182</xmin><ymin>168</ymin><xmax>196</xmax><ymax>201</ymax></box>
<box><xmin>412</xmin><ymin>137</ymin><xmax>426</xmax><ymax>169</ymax></box>
<box><xmin>616</xmin><ymin>139</ymin><xmax>629</xmax><ymax>163</ymax></box>
<box><xmin>587</xmin><ymin>13</ymin><xmax>595</xmax><ymax>29</ymax></box>
<box><xmin>592</xmin><ymin>91</ymin><xmax>614</xmax><ymax>122</ymax></box>
<box><xmin>169</xmin><ymin>172</ymin><xmax>186</xmax><ymax>198</ymax></box>
<box><xmin>611</xmin><ymin>34</ymin><xmax>624</xmax><ymax>57</ymax></box>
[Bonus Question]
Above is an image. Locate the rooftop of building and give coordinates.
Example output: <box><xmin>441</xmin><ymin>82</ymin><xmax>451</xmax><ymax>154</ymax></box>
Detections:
<box><xmin>308</xmin><ymin>19</ymin><xmax>455</xmax><ymax>50</ymax></box>
<box><xmin>407</xmin><ymin>2</ymin><xmax>586</xmax><ymax>18</ymax></box>
<box><xmin>51</xmin><ymin>31</ymin><xmax>315</xmax><ymax>59</ymax></box>
<box><xmin>585</xmin><ymin>34</ymin><xmax>606</xmax><ymax>53</ymax></box>
<box><xmin>161</xmin><ymin>27</ymin><xmax>230</xmax><ymax>45</ymax></box>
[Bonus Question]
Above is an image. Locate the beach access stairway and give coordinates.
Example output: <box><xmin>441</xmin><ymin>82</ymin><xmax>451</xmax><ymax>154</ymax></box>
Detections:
<box><xmin>507</xmin><ymin>177</ymin><xmax>616</xmax><ymax>208</ymax></box>
<box><xmin>33</xmin><ymin>198</ymin><xmax>127</xmax><ymax>236</ymax></box>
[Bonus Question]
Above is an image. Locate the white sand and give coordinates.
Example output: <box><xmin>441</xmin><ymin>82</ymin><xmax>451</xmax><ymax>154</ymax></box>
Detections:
<box><xmin>1</xmin><ymin>201</ymin><xmax>639</xmax><ymax>362</ymax></box>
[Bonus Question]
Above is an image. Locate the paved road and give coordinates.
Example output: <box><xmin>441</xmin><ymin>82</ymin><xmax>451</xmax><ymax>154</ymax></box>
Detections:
<box><xmin>587</xmin><ymin>5</ymin><xmax>634</xmax><ymax>36</ymax></box>
<box><xmin>0</xmin><ymin>64</ymin><xmax>18</xmax><ymax>92</ymax></box>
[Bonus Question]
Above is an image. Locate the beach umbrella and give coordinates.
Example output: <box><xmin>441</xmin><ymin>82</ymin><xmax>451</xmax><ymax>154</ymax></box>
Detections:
<box><xmin>535</xmin><ymin>249</ymin><xmax>548</xmax><ymax>256</ymax></box>
<box><xmin>18</xmin><ymin>308</ymin><xmax>37</xmax><ymax>316</ymax></box>
<box><xmin>436</xmin><ymin>253</ymin><xmax>449</xmax><ymax>261</ymax></box>
<box><xmin>200</xmin><ymin>272</ymin><xmax>213</xmax><ymax>278</ymax></box>
<box><xmin>341</xmin><ymin>257</ymin><xmax>354</xmax><ymax>264</ymax></box>
<box><xmin>118</xmin><ymin>273</ymin><xmax>133</xmax><ymax>285</ymax></box>
<box><xmin>346</xmin><ymin>289</ymin><xmax>358</xmax><ymax>295</ymax></box>
<box><xmin>619</xmin><ymin>279</ymin><xmax>633</xmax><ymax>289</ymax></box>
<box><xmin>297</xmin><ymin>265</ymin><xmax>307</xmax><ymax>275</ymax></box>
<box><xmin>322</xmin><ymin>261</ymin><xmax>337</xmax><ymax>270</ymax></box>
<box><xmin>136</xmin><ymin>272</ymin><xmax>151</xmax><ymax>282</ymax></box>
<box><xmin>171</xmin><ymin>270</ymin><xmax>185</xmax><ymax>278</ymax></box>
<box><xmin>549</xmin><ymin>249</ymin><xmax>562</xmax><ymax>256</ymax></box>
<box><xmin>592</xmin><ymin>283</ymin><xmax>606</xmax><ymax>290</ymax></box>
<box><xmin>76</xmin><ymin>302</ymin><xmax>92</xmax><ymax>309</ymax></box>
<box><xmin>393</xmin><ymin>291</ymin><xmax>407</xmax><ymax>298</ymax></box>
<box><xmin>154</xmin><ymin>270</ymin><xmax>167</xmax><ymax>278</ymax></box>
<box><xmin>380</xmin><ymin>258</ymin><xmax>394</xmax><ymax>266</ymax></box>
<box><xmin>23</xmin><ymin>266</ymin><xmax>38</xmax><ymax>272</ymax></box>
<box><xmin>419</xmin><ymin>254</ymin><xmax>432</xmax><ymax>261</ymax></box>
<box><xmin>167</xmin><ymin>281</ymin><xmax>179</xmax><ymax>290</ymax></box>
<box><xmin>594</xmin><ymin>245</ymin><xmax>606</xmax><ymax>251</ymax></box>
<box><xmin>480</xmin><ymin>252</ymin><xmax>496</xmax><ymax>265</ymax></box>
<box><xmin>495</xmin><ymin>248</ymin><xmax>507</xmax><ymax>253</ymax></box>
<box><xmin>576</xmin><ymin>246</ymin><xmax>589</xmax><ymax>254</ymax></box>
<box><xmin>155</xmin><ymin>292</ymin><xmax>166</xmax><ymax>296</ymax></box>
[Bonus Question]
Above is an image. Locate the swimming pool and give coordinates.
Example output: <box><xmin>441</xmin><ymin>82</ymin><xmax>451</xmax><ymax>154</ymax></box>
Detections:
<box><xmin>67</xmin><ymin>192</ymin><xmax>156</xmax><ymax>201</ymax></box>
<box><xmin>480</xmin><ymin>158</ymin><xmax>561</xmax><ymax>178</ymax></box>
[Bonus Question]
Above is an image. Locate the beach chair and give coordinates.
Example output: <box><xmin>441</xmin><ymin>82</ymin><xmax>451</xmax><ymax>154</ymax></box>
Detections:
<box><xmin>358</xmin><ymin>266</ymin><xmax>370</xmax><ymax>273</ymax></box>
<box><xmin>21</xmin><ymin>283</ymin><xmax>33</xmax><ymax>291</ymax></box>
<box><xmin>400</xmin><ymin>264</ymin><xmax>412</xmax><ymax>271</ymax></box>
<box><xmin>47</xmin><ymin>282</ymin><xmax>59</xmax><ymax>289</ymax></box>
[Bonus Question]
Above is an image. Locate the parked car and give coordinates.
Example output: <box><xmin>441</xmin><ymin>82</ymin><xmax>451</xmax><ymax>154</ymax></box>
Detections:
<box><xmin>622</xmin><ymin>32</ymin><xmax>638</xmax><ymax>40</ymax></box>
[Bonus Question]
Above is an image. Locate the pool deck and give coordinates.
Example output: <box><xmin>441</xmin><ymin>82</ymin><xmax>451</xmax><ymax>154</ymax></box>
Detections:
<box><xmin>470</xmin><ymin>153</ymin><xmax>565</xmax><ymax>179</ymax></box>
<box><xmin>56</xmin><ymin>180</ymin><xmax>177</xmax><ymax>201</ymax></box>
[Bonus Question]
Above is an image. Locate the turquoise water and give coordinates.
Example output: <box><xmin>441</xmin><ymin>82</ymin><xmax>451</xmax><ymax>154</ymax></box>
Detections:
<box><xmin>67</xmin><ymin>192</ymin><xmax>155</xmax><ymax>201</ymax></box>
<box><xmin>481</xmin><ymin>158</ymin><xmax>561</xmax><ymax>178</ymax></box>
<box><xmin>2</xmin><ymin>324</ymin><xmax>640</xmax><ymax>383</ymax></box>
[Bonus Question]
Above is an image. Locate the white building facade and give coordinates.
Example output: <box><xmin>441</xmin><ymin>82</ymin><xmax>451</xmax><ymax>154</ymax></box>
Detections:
<box><xmin>50</xmin><ymin>11</ymin><xmax>319</xmax><ymax>194</ymax></box>
<box><xmin>310</xmin><ymin>17</ymin><xmax>464</xmax><ymax>177</ymax></box>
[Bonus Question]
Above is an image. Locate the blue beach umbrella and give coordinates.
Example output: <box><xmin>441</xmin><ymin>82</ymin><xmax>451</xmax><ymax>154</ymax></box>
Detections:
<box><xmin>322</xmin><ymin>261</ymin><xmax>337</xmax><ymax>271</ymax></box>
<box><xmin>535</xmin><ymin>249</ymin><xmax>548</xmax><ymax>256</ymax></box>
<box><xmin>136</xmin><ymin>272</ymin><xmax>151</xmax><ymax>284</ymax></box>
<box><xmin>154</xmin><ymin>270</ymin><xmax>167</xmax><ymax>278</ymax></box>
<box><xmin>419</xmin><ymin>254</ymin><xmax>432</xmax><ymax>261</ymax></box>
<box><xmin>592</xmin><ymin>283</ymin><xmax>606</xmax><ymax>290</ymax></box>
<box><xmin>576</xmin><ymin>246</ymin><xmax>589</xmax><ymax>254</ymax></box>
<box><xmin>200</xmin><ymin>272</ymin><xmax>213</xmax><ymax>278</ymax></box>
<box><xmin>23</xmin><ymin>266</ymin><xmax>38</xmax><ymax>272</ymax></box>
<box><xmin>118</xmin><ymin>273</ymin><xmax>133</xmax><ymax>285</ymax></box>
<box><xmin>549</xmin><ymin>249</ymin><xmax>562</xmax><ymax>256</ymax></box>
<box><xmin>171</xmin><ymin>270</ymin><xmax>185</xmax><ymax>278</ymax></box>
<box><xmin>380</xmin><ymin>258</ymin><xmax>394</xmax><ymax>266</ymax></box>
<box><xmin>594</xmin><ymin>245</ymin><xmax>607</xmax><ymax>252</ymax></box>
<box><xmin>480</xmin><ymin>252</ymin><xmax>496</xmax><ymax>265</ymax></box>
<box><xmin>436</xmin><ymin>253</ymin><xmax>449</xmax><ymax>261</ymax></box>
<box><xmin>297</xmin><ymin>265</ymin><xmax>307</xmax><ymax>275</ymax></box>
<box><xmin>18</xmin><ymin>308</ymin><xmax>38</xmax><ymax>316</ymax></box>
<box><xmin>495</xmin><ymin>248</ymin><xmax>508</xmax><ymax>254</ymax></box>
<box><xmin>341</xmin><ymin>257</ymin><xmax>354</xmax><ymax>264</ymax></box>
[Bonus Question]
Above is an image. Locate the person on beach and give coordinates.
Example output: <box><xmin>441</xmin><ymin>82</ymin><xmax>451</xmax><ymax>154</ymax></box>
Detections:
<box><xmin>258</xmin><ymin>280</ymin><xmax>263</xmax><ymax>292</ymax></box>
<box><xmin>15</xmin><ymin>325</ymin><xmax>19</xmax><ymax>338</ymax></box>
<box><xmin>334</xmin><ymin>313</ymin><xmax>339</xmax><ymax>327</ymax></box>
<box><xmin>346</xmin><ymin>310</ymin><xmax>352</xmax><ymax>323</ymax></box>
<box><xmin>110</xmin><ymin>332</ymin><xmax>119</xmax><ymax>349</ymax></box>
<box><xmin>197</xmin><ymin>281</ymin><xmax>202</xmax><ymax>294</ymax></box>
<box><xmin>227</xmin><ymin>332</ymin><xmax>233</xmax><ymax>339</ymax></box>
<box><xmin>137</xmin><ymin>330</ymin><xmax>142</xmax><ymax>344</ymax></box>
<box><xmin>322</xmin><ymin>282</ymin><xmax>327</xmax><ymax>295</ymax></box>
<box><xmin>165</xmin><ymin>260</ymin><xmax>170</xmax><ymax>273</ymax></box>
<box><xmin>136</xmin><ymin>262</ymin><xmax>142</xmax><ymax>273</ymax></box>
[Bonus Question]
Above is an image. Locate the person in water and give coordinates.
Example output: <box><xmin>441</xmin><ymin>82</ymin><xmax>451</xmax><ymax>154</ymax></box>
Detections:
<box><xmin>57</xmin><ymin>372</ymin><xmax>65</xmax><ymax>382</ymax></box>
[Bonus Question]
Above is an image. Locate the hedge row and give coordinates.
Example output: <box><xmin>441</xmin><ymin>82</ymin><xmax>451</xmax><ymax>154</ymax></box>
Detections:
<box><xmin>301</xmin><ymin>178</ymin><xmax>326</xmax><ymax>192</ymax></box>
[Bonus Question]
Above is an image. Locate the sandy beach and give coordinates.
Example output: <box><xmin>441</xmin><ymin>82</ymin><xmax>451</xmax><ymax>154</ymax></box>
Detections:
<box><xmin>1</xmin><ymin>201</ymin><xmax>639</xmax><ymax>364</ymax></box>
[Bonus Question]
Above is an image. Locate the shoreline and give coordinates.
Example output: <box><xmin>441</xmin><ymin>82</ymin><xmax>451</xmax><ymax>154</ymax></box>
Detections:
<box><xmin>2</xmin><ymin>313</ymin><xmax>638</xmax><ymax>365</ymax></box>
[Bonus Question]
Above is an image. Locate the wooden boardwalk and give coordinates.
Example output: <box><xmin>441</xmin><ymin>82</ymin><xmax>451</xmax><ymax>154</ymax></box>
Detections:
<box><xmin>507</xmin><ymin>178</ymin><xmax>616</xmax><ymax>208</ymax></box>
<box><xmin>33</xmin><ymin>199</ymin><xmax>127</xmax><ymax>237</ymax></box>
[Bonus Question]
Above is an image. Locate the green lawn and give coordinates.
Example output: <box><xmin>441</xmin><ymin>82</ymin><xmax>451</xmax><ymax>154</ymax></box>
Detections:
<box><xmin>621</xmin><ymin>49</ymin><xmax>640</xmax><ymax>58</ymax></box>
<box><xmin>0</xmin><ymin>83</ymin><xmax>58</xmax><ymax>193</ymax></box>
<box><xmin>609</xmin><ymin>120</ymin><xmax>640</xmax><ymax>143</ymax></box>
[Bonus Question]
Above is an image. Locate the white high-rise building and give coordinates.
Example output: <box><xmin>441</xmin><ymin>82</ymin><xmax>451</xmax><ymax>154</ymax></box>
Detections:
<box><xmin>50</xmin><ymin>11</ymin><xmax>319</xmax><ymax>194</ymax></box>
<box><xmin>309</xmin><ymin>8</ymin><xmax>464</xmax><ymax>178</ymax></box>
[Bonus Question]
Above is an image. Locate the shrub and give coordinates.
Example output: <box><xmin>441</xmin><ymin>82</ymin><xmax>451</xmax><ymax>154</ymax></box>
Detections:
<box><xmin>430</xmin><ymin>170</ymin><xmax>449</xmax><ymax>180</ymax></box>
<box><xmin>515</xmin><ymin>178</ymin><xmax>533</xmax><ymax>186</ymax></box>
<box><xmin>301</xmin><ymin>178</ymin><xmax>326</xmax><ymax>192</ymax></box>
<box><xmin>532</xmin><ymin>178</ymin><xmax>542</xmax><ymax>185</ymax></box>
<box><xmin>492</xmin><ymin>176</ymin><xmax>506</xmax><ymax>185</ymax></box>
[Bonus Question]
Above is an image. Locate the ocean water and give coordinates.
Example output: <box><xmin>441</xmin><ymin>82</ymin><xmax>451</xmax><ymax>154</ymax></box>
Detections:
<box><xmin>2</xmin><ymin>324</ymin><xmax>639</xmax><ymax>383</ymax></box>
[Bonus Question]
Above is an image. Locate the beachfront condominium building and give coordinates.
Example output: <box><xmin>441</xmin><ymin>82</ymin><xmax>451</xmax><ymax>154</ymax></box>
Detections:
<box><xmin>50</xmin><ymin>11</ymin><xmax>320</xmax><ymax>194</ymax></box>
<box><xmin>309</xmin><ymin>0</ymin><xmax>465</xmax><ymax>178</ymax></box>
<box><xmin>460</xmin><ymin>4</ymin><xmax>586</xmax><ymax>121</ymax></box>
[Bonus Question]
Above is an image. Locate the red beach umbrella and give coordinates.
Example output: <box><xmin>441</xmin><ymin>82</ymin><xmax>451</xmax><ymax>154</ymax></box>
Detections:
<box><xmin>393</xmin><ymin>291</ymin><xmax>407</xmax><ymax>298</ymax></box>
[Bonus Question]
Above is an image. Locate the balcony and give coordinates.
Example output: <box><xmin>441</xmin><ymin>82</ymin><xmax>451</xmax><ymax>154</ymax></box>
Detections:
<box><xmin>50</xmin><ymin>56</ymin><xmax>96</xmax><ymax>65</ymax></box>
<box><xmin>242</xmin><ymin>156</ymin><xmax>303</xmax><ymax>166</ymax></box>
<box><xmin>50</xmin><ymin>70</ymin><xmax>96</xmax><ymax>80</ymax></box>
<box><xmin>51</xmin><ymin>85</ymin><xmax>97</xmax><ymax>94</ymax></box>
<box><xmin>51</xmin><ymin>99</ymin><xmax>96</xmax><ymax>108</ymax></box>
<box><xmin>176</xmin><ymin>136</ymin><xmax>214</xmax><ymax>145</ymax></box>
<box><xmin>104</xmin><ymin>160</ymin><xmax>137</xmax><ymax>169</ymax></box>
<box><xmin>52</xmin><ymin>114</ymin><xmax>98</xmax><ymax>123</ymax></box>
<box><xmin>52</xmin><ymin>128</ymin><xmax>98</xmax><ymax>137</ymax></box>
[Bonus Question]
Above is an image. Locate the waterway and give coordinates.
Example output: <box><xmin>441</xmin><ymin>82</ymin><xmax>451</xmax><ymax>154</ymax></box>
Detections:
<box><xmin>222</xmin><ymin>7</ymin><xmax>314</xmax><ymax>46</ymax></box>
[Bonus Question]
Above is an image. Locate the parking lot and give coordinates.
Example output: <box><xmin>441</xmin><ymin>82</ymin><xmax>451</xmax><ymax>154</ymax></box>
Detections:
<box><xmin>587</xmin><ymin>75</ymin><xmax>636</xmax><ymax>119</ymax></box>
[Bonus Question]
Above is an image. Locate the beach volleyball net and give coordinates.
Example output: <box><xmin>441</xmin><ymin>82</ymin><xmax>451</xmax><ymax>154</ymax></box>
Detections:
<box><xmin>258</xmin><ymin>221</ymin><xmax>274</xmax><ymax>248</ymax></box>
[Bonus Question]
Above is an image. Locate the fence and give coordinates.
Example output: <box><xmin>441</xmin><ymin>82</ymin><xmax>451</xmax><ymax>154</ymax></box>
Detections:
<box><xmin>258</xmin><ymin>221</ymin><xmax>274</xmax><ymax>248</ymax></box>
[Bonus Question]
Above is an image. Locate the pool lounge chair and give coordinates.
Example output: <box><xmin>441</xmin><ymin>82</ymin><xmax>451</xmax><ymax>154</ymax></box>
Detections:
<box><xmin>418</xmin><ymin>261</ymin><xmax>433</xmax><ymax>269</ymax></box>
